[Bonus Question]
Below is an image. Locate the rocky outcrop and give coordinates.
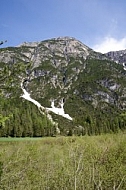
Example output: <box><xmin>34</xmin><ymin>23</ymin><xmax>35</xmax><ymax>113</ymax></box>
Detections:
<box><xmin>105</xmin><ymin>49</ymin><xmax>126</xmax><ymax>64</ymax></box>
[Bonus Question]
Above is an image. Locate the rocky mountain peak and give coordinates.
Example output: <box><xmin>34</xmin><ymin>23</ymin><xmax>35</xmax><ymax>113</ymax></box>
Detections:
<box><xmin>0</xmin><ymin>36</ymin><xmax>92</xmax><ymax>67</ymax></box>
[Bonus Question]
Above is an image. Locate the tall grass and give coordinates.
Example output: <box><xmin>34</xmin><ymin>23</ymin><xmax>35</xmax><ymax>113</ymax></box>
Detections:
<box><xmin>0</xmin><ymin>133</ymin><xmax>126</xmax><ymax>189</ymax></box>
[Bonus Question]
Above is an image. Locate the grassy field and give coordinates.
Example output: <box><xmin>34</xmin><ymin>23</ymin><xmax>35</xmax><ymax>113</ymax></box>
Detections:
<box><xmin>0</xmin><ymin>133</ymin><xmax>126</xmax><ymax>190</ymax></box>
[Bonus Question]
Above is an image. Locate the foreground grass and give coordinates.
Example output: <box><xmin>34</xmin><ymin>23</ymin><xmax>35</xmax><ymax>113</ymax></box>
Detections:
<box><xmin>0</xmin><ymin>133</ymin><xmax>126</xmax><ymax>190</ymax></box>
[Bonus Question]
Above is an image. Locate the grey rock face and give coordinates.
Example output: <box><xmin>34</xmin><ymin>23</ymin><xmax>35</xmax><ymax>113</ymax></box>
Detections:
<box><xmin>105</xmin><ymin>49</ymin><xmax>126</xmax><ymax>65</ymax></box>
<box><xmin>0</xmin><ymin>37</ymin><xmax>91</xmax><ymax>68</ymax></box>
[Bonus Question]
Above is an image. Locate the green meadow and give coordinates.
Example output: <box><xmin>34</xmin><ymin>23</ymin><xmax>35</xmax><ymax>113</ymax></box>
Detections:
<box><xmin>0</xmin><ymin>133</ymin><xmax>126</xmax><ymax>189</ymax></box>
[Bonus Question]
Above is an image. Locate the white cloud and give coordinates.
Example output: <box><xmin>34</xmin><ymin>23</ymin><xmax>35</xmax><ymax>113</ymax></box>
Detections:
<box><xmin>93</xmin><ymin>37</ymin><xmax>126</xmax><ymax>53</ymax></box>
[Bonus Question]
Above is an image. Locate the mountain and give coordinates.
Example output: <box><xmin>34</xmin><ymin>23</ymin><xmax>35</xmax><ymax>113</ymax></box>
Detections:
<box><xmin>0</xmin><ymin>37</ymin><xmax>126</xmax><ymax>137</ymax></box>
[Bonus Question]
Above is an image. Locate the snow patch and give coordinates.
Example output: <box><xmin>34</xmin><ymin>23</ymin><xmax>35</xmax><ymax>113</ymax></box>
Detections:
<box><xmin>46</xmin><ymin>100</ymin><xmax>73</xmax><ymax>121</ymax></box>
<box><xmin>20</xmin><ymin>80</ymin><xmax>73</xmax><ymax>121</ymax></box>
<box><xmin>123</xmin><ymin>63</ymin><xmax>126</xmax><ymax>70</ymax></box>
<box><xmin>20</xmin><ymin>82</ymin><xmax>44</xmax><ymax>110</ymax></box>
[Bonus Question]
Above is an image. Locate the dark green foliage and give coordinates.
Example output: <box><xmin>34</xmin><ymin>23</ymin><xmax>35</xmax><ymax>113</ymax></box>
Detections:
<box><xmin>0</xmin><ymin>98</ymin><xmax>55</xmax><ymax>137</ymax></box>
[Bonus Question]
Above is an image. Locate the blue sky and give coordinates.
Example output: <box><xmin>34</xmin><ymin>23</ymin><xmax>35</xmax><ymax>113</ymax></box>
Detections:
<box><xmin>1</xmin><ymin>0</ymin><xmax>126</xmax><ymax>52</ymax></box>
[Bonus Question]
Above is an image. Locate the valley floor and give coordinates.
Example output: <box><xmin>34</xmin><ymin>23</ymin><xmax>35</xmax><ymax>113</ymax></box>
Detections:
<box><xmin>0</xmin><ymin>133</ymin><xmax>126</xmax><ymax>189</ymax></box>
